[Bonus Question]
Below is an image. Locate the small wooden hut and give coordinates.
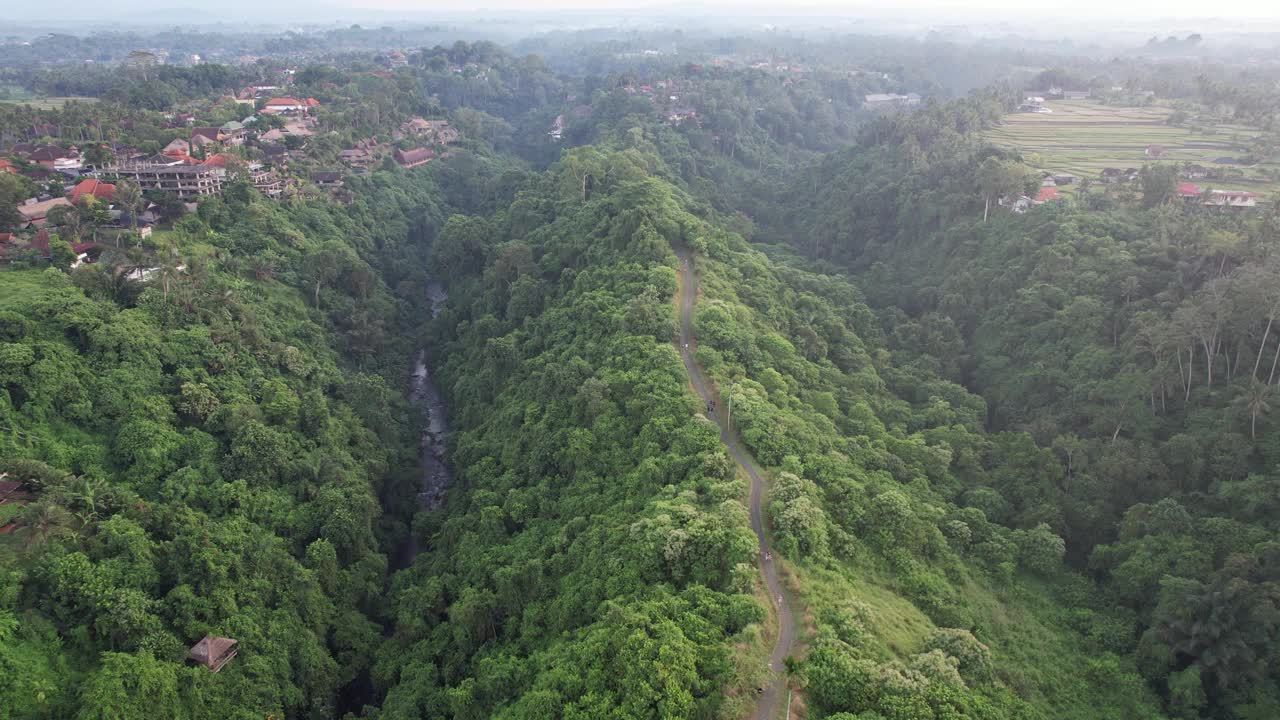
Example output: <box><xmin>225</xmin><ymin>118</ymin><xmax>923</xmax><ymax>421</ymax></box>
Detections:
<box><xmin>188</xmin><ymin>636</ymin><xmax>238</xmax><ymax>672</ymax></box>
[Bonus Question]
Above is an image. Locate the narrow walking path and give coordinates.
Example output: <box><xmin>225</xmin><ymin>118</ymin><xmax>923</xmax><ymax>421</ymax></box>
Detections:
<box><xmin>674</xmin><ymin>248</ymin><xmax>796</xmax><ymax>720</ymax></box>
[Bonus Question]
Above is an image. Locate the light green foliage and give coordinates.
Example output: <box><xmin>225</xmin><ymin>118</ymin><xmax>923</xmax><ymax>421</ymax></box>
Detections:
<box><xmin>377</xmin><ymin>151</ymin><xmax>764</xmax><ymax>717</ymax></box>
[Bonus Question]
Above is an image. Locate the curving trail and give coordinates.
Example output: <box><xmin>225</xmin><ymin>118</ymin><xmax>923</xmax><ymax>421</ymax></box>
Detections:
<box><xmin>674</xmin><ymin>248</ymin><xmax>796</xmax><ymax>720</ymax></box>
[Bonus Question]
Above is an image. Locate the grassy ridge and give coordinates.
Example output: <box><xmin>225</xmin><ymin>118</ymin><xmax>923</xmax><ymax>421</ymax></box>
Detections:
<box><xmin>687</xmin><ymin>232</ymin><xmax>1166</xmax><ymax>719</ymax></box>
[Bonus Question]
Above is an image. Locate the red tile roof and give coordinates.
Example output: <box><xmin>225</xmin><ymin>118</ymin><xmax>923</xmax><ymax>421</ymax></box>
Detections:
<box><xmin>264</xmin><ymin>97</ymin><xmax>304</xmax><ymax>106</ymax></box>
<box><xmin>70</xmin><ymin>178</ymin><xmax>116</xmax><ymax>203</ymax></box>
<box><xmin>1177</xmin><ymin>182</ymin><xmax>1202</xmax><ymax>197</ymax></box>
<box><xmin>0</xmin><ymin>159</ymin><xmax>15</xmax><ymax>173</ymax></box>
<box><xmin>1034</xmin><ymin>186</ymin><xmax>1060</xmax><ymax>202</ymax></box>
<box><xmin>201</xmin><ymin>154</ymin><xmax>230</xmax><ymax>168</ymax></box>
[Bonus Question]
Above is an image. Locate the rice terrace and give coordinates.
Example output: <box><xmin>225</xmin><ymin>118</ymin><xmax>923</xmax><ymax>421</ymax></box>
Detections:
<box><xmin>986</xmin><ymin>98</ymin><xmax>1280</xmax><ymax>195</ymax></box>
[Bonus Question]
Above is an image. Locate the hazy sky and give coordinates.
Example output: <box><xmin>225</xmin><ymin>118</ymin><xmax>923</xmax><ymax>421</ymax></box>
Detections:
<box><xmin>8</xmin><ymin>0</ymin><xmax>1280</xmax><ymax>31</ymax></box>
<box><xmin>338</xmin><ymin>0</ymin><xmax>1280</xmax><ymax>21</ymax></box>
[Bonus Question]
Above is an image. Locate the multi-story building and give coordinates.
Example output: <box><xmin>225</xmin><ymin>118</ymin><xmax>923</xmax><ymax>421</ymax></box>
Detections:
<box><xmin>108</xmin><ymin>163</ymin><xmax>222</xmax><ymax>198</ymax></box>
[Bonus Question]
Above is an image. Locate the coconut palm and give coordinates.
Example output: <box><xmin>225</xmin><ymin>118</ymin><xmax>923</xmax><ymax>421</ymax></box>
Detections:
<box><xmin>17</xmin><ymin>498</ymin><xmax>72</xmax><ymax>549</ymax></box>
<box><xmin>1236</xmin><ymin>380</ymin><xmax>1273</xmax><ymax>440</ymax></box>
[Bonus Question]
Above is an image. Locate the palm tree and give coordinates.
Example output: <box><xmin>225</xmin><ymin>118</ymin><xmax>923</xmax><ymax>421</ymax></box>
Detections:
<box><xmin>17</xmin><ymin>499</ymin><xmax>72</xmax><ymax>549</ymax></box>
<box><xmin>113</xmin><ymin>179</ymin><xmax>144</xmax><ymax>236</ymax></box>
<box><xmin>1237</xmin><ymin>380</ymin><xmax>1273</xmax><ymax>440</ymax></box>
<box><xmin>155</xmin><ymin>240</ymin><xmax>183</xmax><ymax>298</ymax></box>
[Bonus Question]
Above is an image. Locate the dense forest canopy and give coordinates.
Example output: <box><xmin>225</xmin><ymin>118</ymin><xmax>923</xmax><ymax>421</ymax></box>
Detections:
<box><xmin>3</xmin><ymin>16</ymin><xmax>1280</xmax><ymax>720</ymax></box>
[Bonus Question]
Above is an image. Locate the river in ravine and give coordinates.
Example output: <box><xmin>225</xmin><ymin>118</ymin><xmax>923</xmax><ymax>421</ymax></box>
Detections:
<box><xmin>392</xmin><ymin>280</ymin><xmax>452</xmax><ymax>570</ymax></box>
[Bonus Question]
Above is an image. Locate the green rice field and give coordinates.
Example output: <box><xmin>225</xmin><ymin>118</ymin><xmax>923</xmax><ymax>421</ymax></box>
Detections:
<box><xmin>0</xmin><ymin>95</ymin><xmax>98</xmax><ymax>109</ymax></box>
<box><xmin>986</xmin><ymin>99</ymin><xmax>1280</xmax><ymax>195</ymax></box>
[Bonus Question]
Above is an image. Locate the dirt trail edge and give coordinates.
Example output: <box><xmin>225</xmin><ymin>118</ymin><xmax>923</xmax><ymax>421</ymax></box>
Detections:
<box><xmin>675</xmin><ymin>248</ymin><xmax>796</xmax><ymax>720</ymax></box>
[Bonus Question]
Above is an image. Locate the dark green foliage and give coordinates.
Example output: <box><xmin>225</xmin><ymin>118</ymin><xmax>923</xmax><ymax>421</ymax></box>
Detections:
<box><xmin>778</xmin><ymin>93</ymin><xmax>1280</xmax><ymax>718</ymax></box>
<box><xmin>0</xmin><ymin>169</ymin><xmax>442</xmax><ymax>719</ymax></box>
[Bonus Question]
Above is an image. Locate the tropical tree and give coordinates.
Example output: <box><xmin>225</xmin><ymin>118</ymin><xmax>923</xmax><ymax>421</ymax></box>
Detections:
<box><xmin>1236</xmin><ymin>380</ymin><xmax>1273</xmax><ymax>439</ymax></box>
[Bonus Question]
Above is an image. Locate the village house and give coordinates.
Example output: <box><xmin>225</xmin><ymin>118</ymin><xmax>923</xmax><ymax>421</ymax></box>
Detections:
<box><xmin>1205</xmin><ymin>189</ymin><xmax>1259</xmax><ymax>209</ymax></box>
<box><xmin>16</xmin><ymin>197</ymin><xmax>72</xmax><ymax>228</ymax></box>
<box><xmin>69</xmin><ymin>178</ymin><xmax>115</xmax><ymax>204</ymax></box>
<box><xmin>191</xmin><ymin>127</ymin><xmax>222</xmax><ymax>143</ymax></box>
<box><xmin>260</xmin><ymin>118</ymin><xmax>314</xmax><ymax>144</ymax></box>
<box><xmin>1099</xmin><ymin>167</ymin><xmax>1126</xmax><ymax>183</ymax></box>
<box><xmin>27</xmin><ymin>145</ymin><xmax>81</xmax><ymax>171</ymax></box>
<box><xmin>1182</xmin><ymin>164</ymin><xmax>1209</xmax><ymax>180</ymax></box>
<box><xmin>0</xmin><ymin>159</ymin><xmax>16</xmax><ymax>174</ymax></box>
<box><xmin>163</xmin><ymin>138</ymin><xmax>191</xmax><ymax>156</ymax></box>
<box><xmin>220</xmin><ymin>121</ymin><xmax>248</xmax><ymax>145</ymax></box>
<box><xmin>549</xmin><ymin>114</ymin><xmax>565</xmax><ymax>141</ymax></box>
<box><xmin>199</xmin><ymin>154</ymin><xmax>233</xmax><ymax>177</ymax></box>
<box><xmin>339</xmin><ymin>138</ymin><xmax>378</xmax><ymax>168</ymax></box>
<box><xmin>394</xmin><ymin>147</ymin><xmax>433</xmax><ymax>169</ymax></box>
<box><xmin>260</xmin><ymin>144</ymin><xmax>290</xmax><ymax>164</ymax></box>
<box><xmin>1051</xmin><ymin>173</ymin><xmax>1078</xmax><ymax>185</ymax></box>
<box><xmin>1176</xmin><ymin>183</ymin><xmax>1259</xmax><ymax>209</ymax></box>
<box><xmin>1033</xmin><ymin>186</ymin><xmax>1062</xmax><ymax>204</ymax></box>
<box><xmin>1063</xmin><ymin>90</ymin><xmax>1091</xmax><ymax>99</ymax></box>
<box><xmin>261</xmin><ymin>97</ymin><xmax>320</xmax><ymax>115</ymax></box>
<box><xmin>429</xmin><ymin>120</ymin><xmax>461</xmax><ymax>145</ymax></box>
<box><xmin>401</xmin><ymin>118</ymin><xmax>460</xmax><ymax>145</ymax></box>
<box><xmin>310</xmin><ymin>170</ymin><xmax>344</xmax><ymax>188</ymax></box>
<box><xmin>1145</xmin><ymin>144</ymin><xmax>1166</xmax><ymax>158</ymax></box>
<box><xmin>188</xmin><ymin>637</ymin><xmax>238</xmax><ymax>672</ymax></box>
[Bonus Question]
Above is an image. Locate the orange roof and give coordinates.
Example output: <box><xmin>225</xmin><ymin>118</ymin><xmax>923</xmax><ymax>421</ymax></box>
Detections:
<box><xmin>305</xmin><ymin>98</ymin><xmax>320</xmax><ymax>106</ymax></box>
<box><xmin>264</xmin><ymin>97</ymin><xmax>304</xmax><ymax>106</ymax></box>
<box><xmin>201</xmin><ymin>154</ymin><xmax>230</xmax><ymax>167</ymax></box>
<box><xmin>70</xmin><ymin>178</ymin><xmax>116</xmax><ymax>203</ymax></box>
<box><xmin>1034</xmin><ymin>186</ymin><xmax>1060</xmax><ymax>202</ymax></box>
<box><xmin>0</xmin><ymin>159</ymin><xmax>15</xmax><ymax>172</ymax></box>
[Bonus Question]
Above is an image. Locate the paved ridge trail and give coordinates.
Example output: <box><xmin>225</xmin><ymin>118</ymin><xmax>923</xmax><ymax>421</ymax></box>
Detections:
<box><xmin>674</xmin><ymin>248</ymin><xmax>796</xmax><ymax>720</ymax></box>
